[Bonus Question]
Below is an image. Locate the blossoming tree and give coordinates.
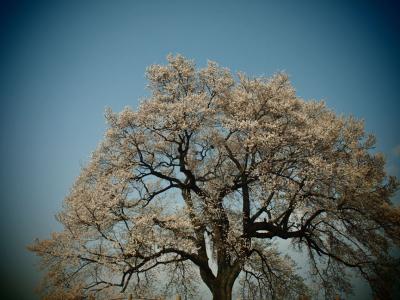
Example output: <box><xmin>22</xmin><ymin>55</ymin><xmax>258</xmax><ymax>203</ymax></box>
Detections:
<box><xmin>30</xmin><ymin>55</ymin><xmax>400</xmax><ymax>300</ymax></box>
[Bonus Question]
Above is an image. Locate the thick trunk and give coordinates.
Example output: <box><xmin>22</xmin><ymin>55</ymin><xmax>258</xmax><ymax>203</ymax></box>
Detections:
<box><xmin>200</xmin><ymin>268</ymin><xmax>238</xmax><ymax>300</ymax></box>
<box><xmin>212</xmin><ymin>285</ymin><xmax>233</xmax><ymax>300</ymax></box>
<box><xmin>210</xmin><ymin>269</ymin><xmax>239</xmax><ymax>300</ymax></box>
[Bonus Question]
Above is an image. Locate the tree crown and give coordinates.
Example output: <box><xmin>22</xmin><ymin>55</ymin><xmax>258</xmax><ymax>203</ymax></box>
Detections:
<box><xmin>30</xmin><ymin>54</ymin><xmax>400</xmax><ymax>300</ymax></box>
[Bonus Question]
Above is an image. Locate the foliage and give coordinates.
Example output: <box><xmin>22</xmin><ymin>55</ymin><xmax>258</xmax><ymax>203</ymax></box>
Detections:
<box><xmin>29</xmin><ymin>55</ymin><xmax>400</xmax><ymax>299</ymax></box>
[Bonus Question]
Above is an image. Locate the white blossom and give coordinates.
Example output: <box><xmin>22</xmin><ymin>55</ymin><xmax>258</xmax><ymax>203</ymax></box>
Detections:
<box><xmin>30</xmin><ymin>55</ymin><xmax>400</xmax><ymax>300</ymax></box>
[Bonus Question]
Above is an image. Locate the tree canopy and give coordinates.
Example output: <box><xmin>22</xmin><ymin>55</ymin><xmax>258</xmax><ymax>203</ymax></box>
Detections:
<box><xmin>29</xmin><ymin>55</ymin><xmax>400</xmax><ymax>300</ymax></box>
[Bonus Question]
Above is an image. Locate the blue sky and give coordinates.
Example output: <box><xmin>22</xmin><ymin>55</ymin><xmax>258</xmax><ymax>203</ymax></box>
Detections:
<box><xmin>0</xmin><ymin>0</ymin><xmax>399</xmax><ymax>298</ymax></box>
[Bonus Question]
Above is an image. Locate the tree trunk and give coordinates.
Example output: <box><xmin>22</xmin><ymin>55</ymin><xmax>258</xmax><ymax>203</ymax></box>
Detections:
<box><xmin>211</xmin><ymin>273</ymin><xmax>237</xmax><ymax>300</ymax></box>
<box><xmin>199</xmin><ymin>253</ymin><xmax>241</xmax><ymax>300</ymax></box>
<box><xmin>212</xmin><ymin>286</ymin><xmax>233</xmax><ymax>300</ymax></box>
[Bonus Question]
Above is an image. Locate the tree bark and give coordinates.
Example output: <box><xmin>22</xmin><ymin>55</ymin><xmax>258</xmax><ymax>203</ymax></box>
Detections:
<box><xmin>209</xmin><ymin>268</ymin><xmax>240</xmax><ymax>300</ymax></box>
<box><xmin>212</xmin><ymin>285</ymin><xmax>233</xmax><ymax>300</ymax></box>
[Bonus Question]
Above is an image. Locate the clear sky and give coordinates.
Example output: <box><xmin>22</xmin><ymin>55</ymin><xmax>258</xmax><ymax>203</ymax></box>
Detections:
<box><xmin>0</xmin><ymin>0</ymin><xmax>399</xmax><ymax>299</ymax></box>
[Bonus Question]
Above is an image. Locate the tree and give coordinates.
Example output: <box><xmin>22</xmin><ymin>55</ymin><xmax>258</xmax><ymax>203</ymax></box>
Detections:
<box><xmin>29</xmin><ymin>55</ymin><xmax>400</xmax><ymax>300</ymax></box>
